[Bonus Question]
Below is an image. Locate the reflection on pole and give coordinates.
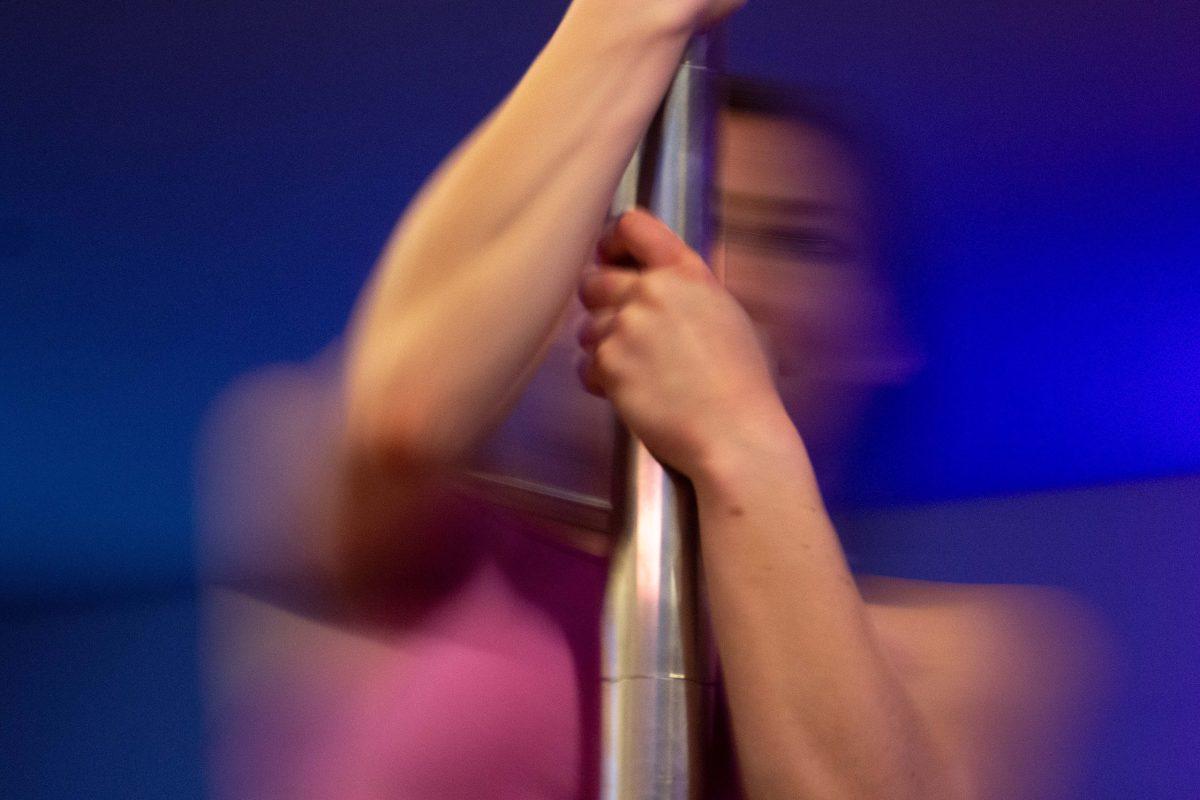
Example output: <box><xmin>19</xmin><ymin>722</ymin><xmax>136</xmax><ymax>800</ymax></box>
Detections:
<box><xmin>600</xmin><ymin>32</ymin><xmax>722</xmax><ymax>800</ymax></box>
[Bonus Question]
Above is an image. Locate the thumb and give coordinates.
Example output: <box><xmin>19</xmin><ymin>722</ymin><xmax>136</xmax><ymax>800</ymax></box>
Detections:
<box><xmin>598</xmin><ymin>208</ymin><xmax>701</xmax><ymax>273</ymax></box>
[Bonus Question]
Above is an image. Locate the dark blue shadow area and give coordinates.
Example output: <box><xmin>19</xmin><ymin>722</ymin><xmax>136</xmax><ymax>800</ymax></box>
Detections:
<box><xmin>0</xmin><ymin>592</ymin><xmax>205</xmax><ymax>799</ymax></box>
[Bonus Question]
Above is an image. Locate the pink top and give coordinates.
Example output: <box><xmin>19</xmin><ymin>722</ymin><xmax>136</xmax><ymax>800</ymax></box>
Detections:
<box><xmin>216</xmin><ymin>497</ymin><xmax>740</xmax><ymax>798</ymax></box>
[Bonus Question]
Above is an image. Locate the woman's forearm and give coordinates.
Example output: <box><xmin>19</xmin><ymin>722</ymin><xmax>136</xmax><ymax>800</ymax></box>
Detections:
<box><xmin>690</xmin><ymin>412</ymin><xmax>960</xmax><ymax>799</ymax></box>
<box><xmin>343</xmin><ymin>1</ymin><xmax>694</xmax><ymax>465</ymax></box>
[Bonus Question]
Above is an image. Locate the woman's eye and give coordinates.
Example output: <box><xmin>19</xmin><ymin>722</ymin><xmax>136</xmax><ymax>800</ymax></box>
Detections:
<box><xmin>723</xmin><ymin>223</ymin><xmax>856</xmax><ymax>262</ymax></box>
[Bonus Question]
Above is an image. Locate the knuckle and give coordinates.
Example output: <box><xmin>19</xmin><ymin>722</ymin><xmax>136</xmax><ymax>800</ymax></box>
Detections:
<box><xmin>603</xmin><ymin>272</ymin><xmax>631</xmax><ymax>305</ymax></box>
<box><xmin>638</xmin><ymin>276</ymin><xmax>668</xmax><ymax>306</ymax></box>
<box><xmin>684</xmin><ymin>251</ymin><xmax>709</xmax><ymax>273</ymax></box>
<box><xmin>611</xmin><ymin>307</ymin><xmax>643</xmax><ymax>341</ymax></box>
<box><xmin>593</xmin><ymin>337</ymin><xmax>613</xmax><ymax>365</ymax></box>
<box><xmin>609</xmin><ymin>309</ymin><xmax>630</xmax><ymax>334</ymax></box>
<box><xmin>615</xmin><ymin>211</ymin><xmax>638</xmax><ymax>239</ymax></box>
<box><xmin>609</xmin><ymin>272</ymin><xmax>633</xmax><ymax>300</ymax></box>
<box><xmin>594</xmin><ymin>338</ymin><xmax>621</xmax><ymax>375</ymax></box>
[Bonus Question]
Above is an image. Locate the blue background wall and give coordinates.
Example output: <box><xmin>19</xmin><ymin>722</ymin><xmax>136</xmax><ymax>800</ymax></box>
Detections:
<box><xmin>1</xmin><ymin>0</ymin><xmax>1196</xmax><ymax>797</ymax></box>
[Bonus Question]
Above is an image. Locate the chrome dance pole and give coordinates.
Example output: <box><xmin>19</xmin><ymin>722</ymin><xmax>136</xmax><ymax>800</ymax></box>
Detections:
<box><xmin>600</xmin><ymin>31</ymin><xmax>722</xmax><ymax>800</ymax></box>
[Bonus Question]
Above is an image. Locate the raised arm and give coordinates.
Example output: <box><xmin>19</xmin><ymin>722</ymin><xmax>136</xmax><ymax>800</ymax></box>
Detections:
<box><xmin>343</xmin><ymin>0</ymin><xmax>738</xmax><ymax>466</ymax></box>
<box><xmin>199</xmin><ymin>0</ymin><xmax>744</xmax><ymax>609</ymax></box>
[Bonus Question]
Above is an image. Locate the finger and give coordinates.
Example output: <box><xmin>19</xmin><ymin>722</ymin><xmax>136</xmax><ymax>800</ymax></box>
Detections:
<box><xmin>598</xmin><ymin>208</ymin><xmax>695</xmax><ymax>270</ymax></box>
<box><xmin>579</xmin><ymin>266</ymin><xmax>639</xmax><ymax>310</ymax></box>
<box><xmin>577</xmin><ymin>308</ymin><xmax>617</xmax><ymax>351</ymax></box>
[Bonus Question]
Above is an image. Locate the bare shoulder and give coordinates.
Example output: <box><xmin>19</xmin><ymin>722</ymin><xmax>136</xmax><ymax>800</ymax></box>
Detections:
<box><xmin>856</xmin><ymin>574</ymin><xmax>1112</xmax><ymax>683</ymax></box>
<box><xmin>857</xmin><ymin>575</ymin><xmax>1115</xmax><ymax>798</ymax></box>
<box><xmin>198</xmin><ymin>344</ymin><xmax>502</xmax><ymax>623</ymax></box>
<box><xmin>196</xmin><ymin>347</ymin><xmax>346</xmax><ymax>588</ymax></box>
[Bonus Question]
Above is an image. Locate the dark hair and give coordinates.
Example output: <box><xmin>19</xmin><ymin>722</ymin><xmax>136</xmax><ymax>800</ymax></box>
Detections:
<box><xmin>719</xmin><ymin>74</ymin><xmax>866</xmax><ymax>153</ymax></box>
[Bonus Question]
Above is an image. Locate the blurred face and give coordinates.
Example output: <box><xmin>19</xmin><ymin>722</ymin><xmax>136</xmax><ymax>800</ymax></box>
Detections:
<box><xmin>714</xmin><ymin>110</ymin><xmax>910</xmax><ymax>457</ymax></box>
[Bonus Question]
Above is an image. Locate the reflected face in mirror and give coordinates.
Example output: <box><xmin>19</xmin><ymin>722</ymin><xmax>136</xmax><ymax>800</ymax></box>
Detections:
<box><xmin>714</xmin><ymin>109</ymin><xmax>911</xmax><ymax>459</ymax></box>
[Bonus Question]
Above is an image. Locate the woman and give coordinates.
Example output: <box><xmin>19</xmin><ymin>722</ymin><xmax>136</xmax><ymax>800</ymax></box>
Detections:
<box><xmin>198</xmin><ymin>0</ymin><xmax>1107</xmax><ymax>796</ymax></box>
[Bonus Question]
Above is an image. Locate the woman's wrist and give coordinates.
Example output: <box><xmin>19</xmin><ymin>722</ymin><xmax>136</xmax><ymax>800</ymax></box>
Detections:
<box><xmin>565</xmin><ymin>0</ymin><xmax>703</xmax><ymax>46</ymax></box>
<box><xmin>689</xmin><ymin>401</ymin><xmax>819</xmax><ymax>506</ymax></box>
